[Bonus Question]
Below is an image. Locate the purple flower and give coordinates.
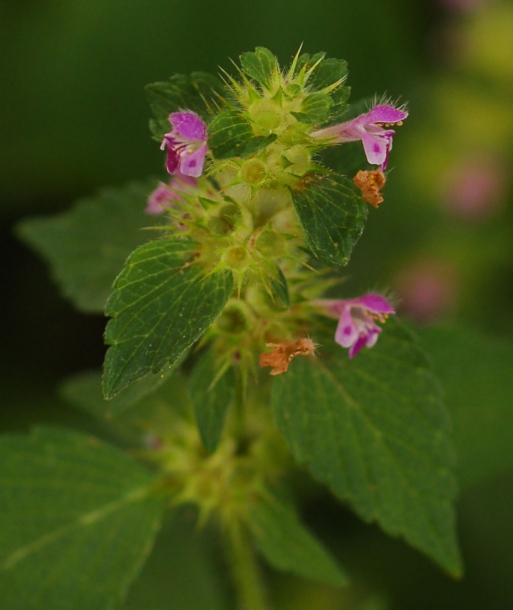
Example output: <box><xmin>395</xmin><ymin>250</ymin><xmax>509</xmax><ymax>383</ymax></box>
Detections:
<box><xmin>315</xmin><ymin>293</ymin><xmax>395</xmax><ymax>358</ymax></box>
<box><xmin>311</xmin><ymin>103</ymin><xmax>408</xmax><ymax>169</ymax></box>
<box><xmin>161</xmin><ymin>111</ymin><xmax>208</xmax><ymax>178</ymax></box>
<box><xmin>145</xmin><ymin>173</ymin><xmax>197</xmax><ymax>215</ymax></box>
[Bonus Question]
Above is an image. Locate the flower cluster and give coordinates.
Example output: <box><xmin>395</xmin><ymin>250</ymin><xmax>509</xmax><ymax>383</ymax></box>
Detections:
<box><xmin>146</xmin><ymin>50</ymin><xmax>406</xmax><ymax>362</ymax></box>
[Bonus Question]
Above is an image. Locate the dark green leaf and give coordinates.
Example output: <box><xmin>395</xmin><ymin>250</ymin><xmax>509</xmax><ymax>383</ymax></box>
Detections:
<box><xmin>188</xmin><ymin>349</ymin><xmax>235</xmax><ymax>453</ymax></box>
<box><xmin>103</xmin><ymin>239</ymin><xmax>233</xmax><ymax>399</ymax></box>
<box><xmin>17</xmin><ymin>179</ymin><xmax>163</xmax><ymax>313</ymax></box>
<box><xmin>292</xmin><ymin>93</ymin><xmax>332</xmax><ymax>124</ymax></box>
<box><xmin>0</xmin><ymin>427</ymin><xmax>165</xmax><ymax>610</ymax></box>
<box><xmin>420</xmin><ymin>325</ymin><xmax>513</xmax><ymax>489</ymax></box>
<box><xmin>308</xmin><ymin>57</ymin><xmax>348</xmax><ymax>91</ymax></box>
<box><xmin>240</xmin><ymin>47</ymin><xmax>278</xmax><ymax>88</ymax></box>
<box><xmin>270</xmin><ymin>319</ymin><xmax>462</xmax><ymax>575</ymax></box>
<box><xmin>249</xmin><ymin>495</ymin><xmax>348</xmax><ymax>587</ymax></box>
<box><xmin>146</xmin><ymin>72</ymin><xmax>226</xmax><ymax>141</ymax></box>
<box><xmin>208</xmin><ymin>110</ymin><xmax>276</xmax><ymax>159</ymax></box>
<box><xmin>123</xmin><ymin>510</ymin><xmax>228</xmax><ymax>610</ymax></box>
<box><xmin>290</xmin><ymin>173</ymin><xmax>368</xmax><ymax>266</ymax></box>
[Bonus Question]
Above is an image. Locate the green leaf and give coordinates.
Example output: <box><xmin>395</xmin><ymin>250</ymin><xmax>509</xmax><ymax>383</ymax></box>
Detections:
<box><xmin>290</xmin><ymin>173</ymin><xmax>368</xmax><ymax>266</ymax></box>
<box><xmin>61</xmin><ymin>369</ymin><xmax>192</xmax><ymax>443</ymax></box>
<box><xmin>420</xmin><ymin>325</ymin><xmax>513</xmax><ymax>489</ymax></box>
<box><xmin>240</xmin><ymin>47</ymin><xmax>278</xmax><ymax>88</ymax></box>
<box><xmin>146</xmin><ymin>72</ymin><xmax>226</xmax><ymax>141</ymax></box>
<box><xmin>103</xmin><ymin>239</ymin><xmax>233</xmax><ymax>399</ymax></box>
<box><xmin>17</xmin><ymin>179</ymin><xmax>163</xmax><ymax>313</ymax></box>
<box><xmin>292</xmin><ymin>93</ymin><xmax>332</xmax><ymax>124</ymax></box>
<box><xmin>307</xmin><ymin>57</ymin><xmax>350</xmax><ymax>121</ymax></box>
<box><xmin>0</xmin><ymin>427</ymin><xmax>165</xmax><ymax>610</ymax></box>
<box><xmin>123</xmin><ymin>510</ymin><xmax>229</xmax><ymax>610</ymax></box>
<box><xmin>248</xmin><ymin>495</ymin><xmax>348</xmax><ymax>587</ymax></box>
<box><xmin>270</xmin><ymin>319</ymin><xmax>462</xmax><ymax>575</ymax></box>
<box><xmin>208</xmin><ymin>110</ymin><xmax>276</xmax><ymax>159</ymax></box>
<box><xmin>188</xmin><ymin>349</ymin><xmax>235</xmax><ymax>453</ymax></box>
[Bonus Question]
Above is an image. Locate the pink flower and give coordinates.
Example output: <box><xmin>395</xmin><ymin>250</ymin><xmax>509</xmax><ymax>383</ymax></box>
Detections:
<box><xmin>315</xmin><ymin>293</ymin><xmax>395</xmax><ymax>358</ymax></box>
<box><xmin>311</xmin><ymin>103</ymin><xmax>408</xmax><ymax>169</ymax></box>
<box><xmin>161</xmin><ymin>111</ymin><xmax>208</xmax><ymax>178</ymax></box>
<box><xmin>145</xmin><ymin>173</ymin><xmax>197</xmax><ymax>215</ymax></box>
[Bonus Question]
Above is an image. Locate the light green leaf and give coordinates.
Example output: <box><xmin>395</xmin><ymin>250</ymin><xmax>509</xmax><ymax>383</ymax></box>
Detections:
<box><xmin>290</xmin><ymin>173</ymin><xmax>368</xmax><ymax>266</ymax></box>
<box><xmin>17</xmin><ymin>179</ymin><xmax>163</xmax><ymax>313</ymax></box>
<box><xmin>248</xmin><ymin>495</ymin><xmax>348</xmax><ymax>587</ymax></box>
<box><xmin>420</xmin><ymin>325</ymin><xmax>513</xmax><ymax>489</ymax></box>
<box><xmin>270</xmin><ymin>319</ymin><xmax>462</xmax><ymax>575</ymax></box>
<box><xmin>146</xmin><ymin>72</ymin><xmax>226</xmax><ymax>141</ymax></box>
<box><xmin>240</xmin><ymin>47</ymin><xmax>278</xmax><ymax>88</ymax></box>
<box><xmin>188</xmin><ymin>349</ymin><xmax>235</xmax><ymax>453</ymax></box>
<box><xmin>208</xmin><ymin>110</ymin><xmax>276</xmax><ymax>159</ymax></box>
<box><xmin>0</xmin><ymin>427</ymin><xmax>165</xmax><ymax>610</ymax></box>
<box><xmin>103</xmin><ymin>239</ymin><xmax>233</xmax><ymax>399</ymax></box>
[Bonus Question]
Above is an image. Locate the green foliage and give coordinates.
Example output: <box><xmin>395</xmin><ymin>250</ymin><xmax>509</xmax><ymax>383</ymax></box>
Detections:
<box><xmin>208</xmin><ymin>110</ymin><xmax>277</xmax><ymax>159</ymax></box>
<box><xmin>146</xmin><ymin>72</ymin><xmax>227</xmax><ymax>141</ymax></box>
<box><xmin>290</xmin><ymin>173</ymin><xmax>368</xmax><ymax>266</ymax></box>
<box><xmin>0</xmin><ymin>427</ymin><xmax>165</xmax><ymax>610</ymax></box>
<box><xmin>292</xmin><ymin>92</ymin><xmax>332</xmax><ymax>124</ymax></box>
<box><xmin>270</xmin><ymin>319</ymin><xmax>462</xmax><ymax>575</ymax></box>
<box><xmin>240</xmin><ymin>47</ymin><xmax>279</xmax><ymax>88</ymax></box>
<box><xmin>103</xmin><ymin>239</ymin><xmax>233</xmax><ymax>398</ymax></box>
<box><xmin>248</xmin><ymin>495</ymin><xmax>348</xmax><ymax>587</ymax></box>
<box><xmin>188</xmin><ymin>349</ymin><xmax>235</xmax><ymax>453</ymax></box>
<box><xmin>297</xmin><ymin>53</ymin><xmax>350</xmax><ymax>121</ymax></box>
<box><xmin>420</xmin><ymin>325</ymin><xmax>513</xmax><ymax>489</ymax></box>
<box><xmin>17</xmin><ymin>180</ymin><xmax>162</xmax><ymax>313</ymax></box>
<box><xmin>60</xmin><ymin>369</ymin><xmax>191</xmax><ymax>444</ymax></box>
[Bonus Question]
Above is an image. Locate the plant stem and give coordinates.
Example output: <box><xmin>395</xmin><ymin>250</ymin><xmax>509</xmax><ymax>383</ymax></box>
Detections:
<box><xmin>227</xmin><ymin>521</ymin><xmax>269</xmax><ymax>610</ymax></box>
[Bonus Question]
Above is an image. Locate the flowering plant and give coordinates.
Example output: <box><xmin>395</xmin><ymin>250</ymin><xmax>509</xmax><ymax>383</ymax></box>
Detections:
<box><xmin>11</xmin><ymin>48</ymin><xmax>463</xmax><ymax>610</ymax></box>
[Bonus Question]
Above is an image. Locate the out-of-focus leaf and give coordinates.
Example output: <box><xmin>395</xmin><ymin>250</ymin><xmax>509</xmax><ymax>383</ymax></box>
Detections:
<box><xmin>420</xmin><ymin>325</ymin><xmax>513</xmax><ymax>488</ymax></box>
<box><xmin>0</xmin><ymin>427</ymin><xmax>165</xmax><ymax>610</ymax></box>
<box><xmin>17</xmin><ymin>179</ymin><xmax>163</xmax><ymax>313</ymax></box>
<box><xmin>249</xmin><ymin>495</ymin><xmax>348</xmax><ymax>587</ymax></box>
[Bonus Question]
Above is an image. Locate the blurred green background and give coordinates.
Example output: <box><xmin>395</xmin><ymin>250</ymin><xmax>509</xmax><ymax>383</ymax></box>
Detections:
<box><xmin>2</xmin><ymin>0</ymin><xmax>513</xmax><ymax>609</ymax></box>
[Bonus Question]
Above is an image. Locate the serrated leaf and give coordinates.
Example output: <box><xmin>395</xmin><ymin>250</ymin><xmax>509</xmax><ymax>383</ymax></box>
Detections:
<box><xmin>270</xmin><ymin>319</ymin><xmax>462</xmax><ymax>575</ymax></box>
<box><xmin>239</xmin><ymin>47</ymin><xmax>278</xmax><ymax>88</ymax></box>
<box><xmin>146</xmin><ymin>72</ymin><xmax>226</xmax><ymax>141</ymax></box>
<box><xmin>420</xmin><ymin>325</ymin><xmax>513</xmax><ymax>489</ymax></box>
<box><xmin>0</xmin><ymin>427</ymin><xmax>165</xmax><ymax>610</ymax></box>
<box><xmin>292</xmin><ymin>92</ymin><xmax>332</xmax><ymax>124</ymax></box>
<box><xmin>208</xmin><ymin>110</ymin><xmax>276</xmax><ymax>159</ymax></box>
<box><xmin>103</xmin><ymin>239</ymin><xmax>233</xmax><ymax>399</ymax></box>
<box><xmin>17</xmin><ymin>179</ymin><xmax>162</xmax><ymax>313</ymax></box>
<box><xmin>248</xmin><ymin>495</ymin><xmax>348</xmax><ymax>587</ymax></box>
<box><xmin>188</xmin><ymin>349</ymin><xmax>235</xmax><ymax>452</ymax></box>
<box><xmin>290</xmin><ymin>173</ymin><xmax>368</xmax><ymax>266</ymax></box>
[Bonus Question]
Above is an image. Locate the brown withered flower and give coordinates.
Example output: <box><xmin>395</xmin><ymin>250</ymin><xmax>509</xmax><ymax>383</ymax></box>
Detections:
<box><xmin>259</xmin><ymin>338</ymin><xmax>316</xmax><ymax>376</ymax></box>
<box><xmin>353</xmin><ymin>169</ymin><xmax>386</xmax><ymax>208</ymax></box>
